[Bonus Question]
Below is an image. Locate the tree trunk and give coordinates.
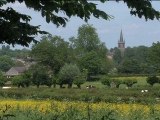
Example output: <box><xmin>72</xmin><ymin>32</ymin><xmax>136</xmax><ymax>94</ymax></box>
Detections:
<box><xmin>77</xmin><ymin>84</ymin><xmax>81</xmax><ymax>89</ymax></box>
<box><xmin>68</xmin><ymin>83</ymin><xmax>72</xmax><ymax>88</ymax></box>
<box><xmin>60</xmin><ymin>84</ymin><xmax>63</xmax><ymax>88</ymax></box>
<box><xmin>53</xmin><ymin>83</ymin><xmax>56</xmax><ymax>88</ymax></box>
<box><xmin>37</xmin><ymin>85</ymin><xmax>39</xmax><ymax>88</ymax></box>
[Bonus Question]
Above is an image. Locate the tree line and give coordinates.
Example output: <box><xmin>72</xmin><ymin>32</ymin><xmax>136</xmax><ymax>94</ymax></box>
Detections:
<box><xmin>112</xmin><ymin>43</ymin><xmax>160</xmax><ymax>75</ymax></box>
<box><xmin>0</xmin><ymin>24</ymin><xmax>160</xmax><ymax>88</ymax></box>
<box><xmin>0</xmin><ymin>24</ymin><xmax>111</xmax><ymax>88</ymax></box>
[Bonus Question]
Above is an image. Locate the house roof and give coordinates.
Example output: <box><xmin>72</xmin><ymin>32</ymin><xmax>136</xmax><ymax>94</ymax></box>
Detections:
<box><xmin>5</xmin><ymin>67</ymin><xmax>26</xmax><ymax>76</ymax></box>
<box><xmin>13</xmin><ymin>67</ymin><xmax>26</xmax><ymax>73</ymax></box>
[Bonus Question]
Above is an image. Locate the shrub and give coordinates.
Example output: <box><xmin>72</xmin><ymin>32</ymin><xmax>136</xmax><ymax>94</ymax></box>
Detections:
<box><xmin>132</xmin><ymin>83</ymin><xmax>138</xmax><ymax>88</ymax></box>
<box><xmin>123</xmin><ymin>79</ymin><xmax>137</xmax><ymax>87</ymax></box>
<box><xmin>119</xmin><ymin>84</ymin><xmax>128</xmax><ymax>89</ymax></box>
<box><xmin>153</xmin><ymin>83</ymin><xmax>160</xmax><ymax>88</ymax></box>
<box><xmin>101</xmin><ymin>76</ymin><xmax>112</xmax><ymax>87</ymax></box>
<box><xmin>111</xmin><ymin>79</ymin><xmax>123</xmax><ymax>88</ymax></box>
<box><xmin>146</xmin><ymin>76</ymin><xmax>159</xmax><ymax>86</ymax></box>
<box><xmin>101</xmin><ymin>77</ymin><xmax>123</xmax><ymax>88</ymax></box>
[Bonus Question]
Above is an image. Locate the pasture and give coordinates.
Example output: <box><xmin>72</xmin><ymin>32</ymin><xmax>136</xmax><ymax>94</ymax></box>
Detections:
<box><xmin>1</xmin><ymin>76</ymin><xmax>160</xmax><ymax>119</ymax></box>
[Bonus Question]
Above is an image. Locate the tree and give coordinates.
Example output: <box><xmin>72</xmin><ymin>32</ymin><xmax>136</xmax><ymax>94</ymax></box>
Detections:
<box><xmin>70</xmin><ymin>24</ymin><xmax>109</xmax><ymax>79</ymax></box>
<box><xmin>0</xmin><ymin>71</ymin><xmax>6</xmax><ymax>87</ymax></box>
<box><xmin>73</xmin><ymin>69</ymin><xmax>88</xmax><ymax>88</ymax></box>
<box><xmin>79</xmin><ymin>51</ymin><xmax>103</xmax><ymax>80</ymax></box>
<box><xmin>31</xmin><ymin>35</ymin><xmax>71</xmax><ymax>74</ymax></box>
<box><xmin>118</xmin><ymin>58</ymin><xmax>140</xmax><ymax>74</ymax></box>
<box><xmin>149</xmin><ymin>42</ymin><xmax>160</xmax><ymax>73</ymax></box>
<box><xmin>77</xmin><ymin>24</ymin><xmax>101</xmax><ymax>52</ymax></box>
<box><xmin>0</xmin><ymin>0</ymin><xmax>160</xmax><ymax>46</ymax></box>
<box><xmin>52</xmin><ymin>76</ymin><xmax>58</xmax><ymax>88</ymax></box>
<box><xmin>0</xmin><ymin>55</ymin><xmax>14</xmax><ymax>72</ymax></box>
<box><xmin>113</xmin><ymin>46</ymin><xmax>151</xmax><ymax>74</ymax></box>
<box><xmin>58</xmin><ymin>63</ymin><xmax>81</xmax><ymax>88</ymax></box>
<box><xmin>113</xmin><ymin>47</ymin><xmax>122</xmax><ymax>65</ymax></box>
<box><xmin>22</xmin><ymin>71</ymin><xmax>32</xmax><ymax>87</ymax></box>
<box><xmin>12</xmin><ymin>71</ymin><xmax>32</xmax><ymax>88</ymax></box>
<box><xmin>30</xmin><ymin>64</ymin><xmax>51</xmax><ymax>88</ymax></box>
<box><xmin>0</xmin><ymin>45</ymin><xmax>12</xmax><ymax>56</ymax></box>
<box><xmin>12</xmin><ymin>75</ymin><xmax>25</xmax><ymax>88</ymax></box>
<box><xmin>71</xmin><ymin>24</ymin><xmax>107</xmax><ymax>56</ymax></box>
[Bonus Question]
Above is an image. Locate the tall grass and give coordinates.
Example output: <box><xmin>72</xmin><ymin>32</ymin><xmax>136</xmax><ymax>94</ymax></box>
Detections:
<box><xmin>0</xmin><ymin>86</ymin><xmax>160</xmax><ymax>103</ymax></box>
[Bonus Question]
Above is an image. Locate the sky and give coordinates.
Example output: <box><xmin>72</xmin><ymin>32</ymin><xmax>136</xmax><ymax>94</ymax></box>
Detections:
<box><xmin>2</xmin><ymin>1</ymin><xmax>160</xmax><ymax>49</ymax></box>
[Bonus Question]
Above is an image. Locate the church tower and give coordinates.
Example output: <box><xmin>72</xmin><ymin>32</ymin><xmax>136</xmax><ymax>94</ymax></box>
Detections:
<box><xmin>118</xmin><ymin>30</ymin><xmax>125</xmax><ymax>56</ymax></box>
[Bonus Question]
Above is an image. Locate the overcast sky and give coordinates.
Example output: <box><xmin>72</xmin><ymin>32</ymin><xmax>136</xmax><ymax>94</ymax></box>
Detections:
<box><xmin>3</xmin><ymin>1</ymin><xmax>160</xmax><ymax>49</ymax></box>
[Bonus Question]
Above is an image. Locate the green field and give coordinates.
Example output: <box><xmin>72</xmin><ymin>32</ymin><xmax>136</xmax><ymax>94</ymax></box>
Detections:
<box><xmin>0</xmin><ymin>76</ymin><xmax>160</xmax><ymax>104</ymax></box>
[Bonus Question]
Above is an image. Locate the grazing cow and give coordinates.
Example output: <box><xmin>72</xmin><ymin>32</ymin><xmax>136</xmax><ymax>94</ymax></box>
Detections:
<box><xmin>86</xmin><ymin>85</ymin><xmax>96</xmax><ymax>89</ymax></box>
<box><xmin>144</xmin><ymin>90</ymin><xmax>148</xmax><ymax>92</ymax></box>
<box><xmin>141</xmin><ymin>89</ymin><xmax>148</xmax><ymax>93</ymax></box>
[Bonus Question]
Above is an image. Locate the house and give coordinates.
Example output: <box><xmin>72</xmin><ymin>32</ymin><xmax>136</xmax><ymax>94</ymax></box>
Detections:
<box><xmin>5</xmin><ymin>67</ymin><xmax>26</xmax><ymax>78</ymax></box>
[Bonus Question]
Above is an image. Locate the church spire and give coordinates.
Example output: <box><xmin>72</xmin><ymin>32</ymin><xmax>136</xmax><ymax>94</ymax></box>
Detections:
<box><xmin>118</xmin><ymin>30</ymin><xmax>125</xmax><ymax>57</ymax></box>
<box><xmin>120</xmin><ymin>29</ymin><xmax>124</xmax><ymax>42</ymax></box>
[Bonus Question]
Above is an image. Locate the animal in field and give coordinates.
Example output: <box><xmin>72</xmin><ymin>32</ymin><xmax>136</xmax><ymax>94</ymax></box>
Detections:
<box><xmin>86</xmin><ymin>85</ymin><xmax>96</xmax><ymax>89</ymax></box>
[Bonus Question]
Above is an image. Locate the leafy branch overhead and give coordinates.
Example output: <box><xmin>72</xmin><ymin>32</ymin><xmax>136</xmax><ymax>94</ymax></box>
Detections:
<box><xmin>0</xmin><ymin>0</ymin><xmax>160</xmax><ymax>46</ymax></box>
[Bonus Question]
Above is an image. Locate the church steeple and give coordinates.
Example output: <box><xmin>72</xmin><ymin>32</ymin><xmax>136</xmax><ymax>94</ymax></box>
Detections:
<box><xmin>118</xmin><ymin>30</ymin><xmax>125</xmax><ymax>48</ymax></box>
<box><xmin>118</xmin><ymin>30</ymin><xmax>125</xmax><ymax>56</ymax></box>
<box><xmin>120</xmin><ymin>30</ymin><xmax>124</xmax><ymax>42</ymax></box>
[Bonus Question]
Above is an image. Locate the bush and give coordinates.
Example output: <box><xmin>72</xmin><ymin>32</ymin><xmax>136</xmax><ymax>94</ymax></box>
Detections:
<box><xmin>119</xmin><ymin>84</ymin><xmax>128</xmax><ymax>89</ymax></box>
<box><xmin>101</xmin><ymin>77</ymin><xmax>123</xmax><ymax>88</ymax></box>
<box><xmin>101</xmin><ymin>76</ymin><xmax>112</xmax><ymax>87</ymax></box>
<box><xmin>111</xmin><ymin>79</ymin><xmax>123</xmax><ymax>88</ymax></box>
<box><xmin>146</xmin><ymin>76</ymin><xmax>159</xmax><ymax>86</ymax></box>
<box><xmin>153</xmin><ymin>83</ymin><xmax>160</xmax><ymax>88</ymax></box>
<box><xmin>131</xmin><ymin>83</ymin><xmax>138</xmax><ymax>88</ymax></box>
<box><xmin>123</xmin><ymin>79</ymin><xmax>137</xmax><ymax>87</ymax></box>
